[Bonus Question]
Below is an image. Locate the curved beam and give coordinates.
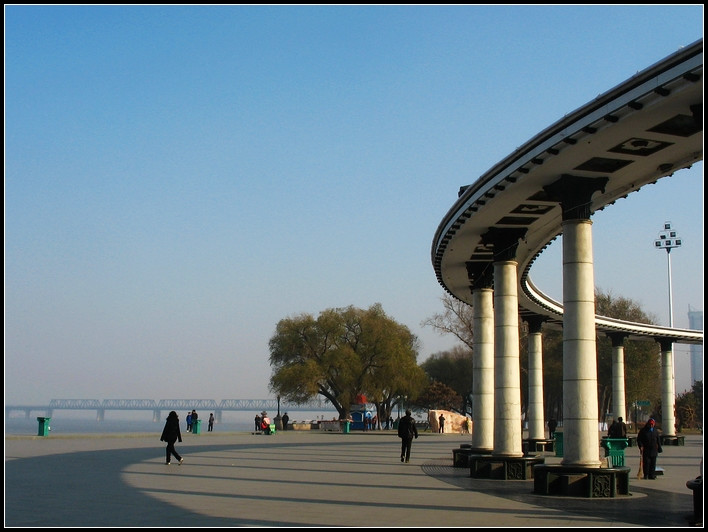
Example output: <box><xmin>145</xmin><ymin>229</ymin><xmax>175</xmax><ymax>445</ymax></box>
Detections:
<box><xmin>432</xmin><ymin>39</ymin><xmax>703</xmax><ymax>346</ymax></box>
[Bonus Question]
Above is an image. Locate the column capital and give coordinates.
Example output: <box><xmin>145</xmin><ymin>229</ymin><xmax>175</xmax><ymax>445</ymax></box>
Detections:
<box><xmin>543</xmin><ymin>174</ymin><xmax>609</xmax><ymax>221</ymax></box>
<box><xmin>481</xmin><ymin>227</ymin><xmax>527</xmax><ymax>262</ymax></box>
<box><xmin>524</xmin><ymin>315</ymin><xmax>546</xmax><ymax>333</ymax></box>
<box><xmin>656</xmin><ymin>337</ymin><xmax>674</xmax><ymax>352</ymax></box>
<box><xmin>607</xmin><ymin>332</ymin><xmax>629</xmax><ymax>347</ymax></box>
<box><xmin>466</xmin><ymin>261</ymin><xmax>494</xmax><ymax>291</ymax></box>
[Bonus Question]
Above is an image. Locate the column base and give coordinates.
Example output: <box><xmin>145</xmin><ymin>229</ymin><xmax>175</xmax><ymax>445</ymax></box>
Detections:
<box><xmin>533</xmin><ymin>464</ymin><xmax>631</xmax><ymax>497</ymax></box>
<box><xmin>524</xmin><ymin>438</ymin><xmax>555</xmax><ymax>453</ymax></box>
<box><xmin>452</xmin><ymin>446</ymin><xmax>492</xmax><ymax>467</ymax></box>
<box><xmin>469</xmin><ymin>455</ymin><xmax>545</xmax><ymax>480</ymax></box>
<box><xmin>661</xmin><ymin>435</ymin><xmax>685</xmax><ymax>446</ymax></box>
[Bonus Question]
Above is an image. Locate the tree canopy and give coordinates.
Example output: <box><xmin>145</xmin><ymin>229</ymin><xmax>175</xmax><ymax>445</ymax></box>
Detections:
<box><xmin>420</xmin><ymin>345</ymin><xmax>473</xmax><ymax>414</ymax></box>
<box><xmin>594</xmin><ymin>289</ymin><xmax>662</xmax><ymax>422</ymax></box>
<box><xmin>268</xmin><ymin>303</ymin><xmax>427</xmax><ymax>419</ymax></box>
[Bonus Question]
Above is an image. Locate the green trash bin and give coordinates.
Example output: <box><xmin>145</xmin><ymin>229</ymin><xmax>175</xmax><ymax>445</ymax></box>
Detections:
<box><xmin>192</xmin><ymin>419</ymin><xmax>202</xmax><ymax>435</ymax></box>
<box><xmin>37</xmin><ymin>417</ymin><xmax>51</xmax><ymax>437</ymax></box>
<box><xmin>554</xmin><ymin>431</ymin><xmax>563</xmax><ymax>457</ymax></box>
<box><xmin>343</xmin><ymin>421</ymin><xmax>351</xmax><ymax>434</ymax></box>
<box><xmin>601</xmin><ymin>437</ymin><xmax>629</xmax><ymax>466</ymax></box>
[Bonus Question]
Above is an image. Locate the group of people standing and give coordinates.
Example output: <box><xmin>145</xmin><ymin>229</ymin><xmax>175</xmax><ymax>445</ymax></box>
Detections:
<box><xmin>182</xmin><ymin>410</ymin><xmax>216</xmax><ymax>432</ymax></box>
<box><xmin>185</xmin><ymin>410</ymin><xmax>198</xmax><ymax>432</ymax></box>
<box><xmin>608</xmin><ymin>416</ymin><xmax>628</xmax><ymax>438</ymax></box>
<box><xmin>254</xmin><ymin>412</ymin><xmax>290</xmax><ymax>432</ymax></box>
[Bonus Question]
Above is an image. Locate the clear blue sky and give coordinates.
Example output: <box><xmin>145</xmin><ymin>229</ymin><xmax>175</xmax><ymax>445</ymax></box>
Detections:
<box><xmin>5</xmin><ymin>5</ymin><xmax>703</xmax><ymax>405</ymax></box>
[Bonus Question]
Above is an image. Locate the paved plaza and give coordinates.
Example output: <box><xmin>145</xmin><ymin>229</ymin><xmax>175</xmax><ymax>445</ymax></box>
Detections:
<box><xmin>4</xmin><ymin>430</ymin><xmax>702</xmax><ymax>527</ymax></box>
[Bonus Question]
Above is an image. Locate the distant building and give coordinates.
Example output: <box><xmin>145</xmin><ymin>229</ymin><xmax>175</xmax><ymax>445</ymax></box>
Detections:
<box><xmin>688</xmin><ymin>307</ymin><xmax>703</xmax><ymax>387</ymax></box>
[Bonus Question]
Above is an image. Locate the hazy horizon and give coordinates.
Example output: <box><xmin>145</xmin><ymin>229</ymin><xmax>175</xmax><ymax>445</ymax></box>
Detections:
<box><xmin>5</xmin><ymin>5</ymin><xmax>703</xmax><ymax>405</ymax></box>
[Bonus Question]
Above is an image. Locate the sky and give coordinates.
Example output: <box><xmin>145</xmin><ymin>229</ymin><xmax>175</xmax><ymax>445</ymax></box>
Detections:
<box><xmin>5</xmin><ymin>5</ymin><xmax>703</xmax><ymax>406</ymax></box>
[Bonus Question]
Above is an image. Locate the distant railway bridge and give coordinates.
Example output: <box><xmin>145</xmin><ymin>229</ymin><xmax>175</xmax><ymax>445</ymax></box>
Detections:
<box><xmin>5</xmin><ymin>398</ymin><xmax>333</xmax><ymax>422</ymax></box>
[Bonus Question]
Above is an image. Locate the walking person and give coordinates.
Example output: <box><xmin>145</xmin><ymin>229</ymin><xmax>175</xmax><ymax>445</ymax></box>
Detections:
<box><xmin>397</xmin><ymin>409</ymin><xmax>418</xmax><ymax>463</ymax></box>
<box><xmin>438</xmin><ymin>414</ymin><xmax>445</xmax><ymax>433</ymax></box>
<box><xmin>160</xmin><ymin>411</ymin><xmax>184</xmax><ymax>465</ymax></box>
<box><xmin>281</xmin><ymin>412</ymin><xmax>289</xmax><ymax>431</ymax></box>
<box><xmin>208</xmin><ymin>413</ymin><xmax>215</xmax><ymax>432</ymax></box>
<box><xmin>637</xmin><ymin>418</ymin><xmax>663</xmax><ymax>479</ymax></box>
<box><xmin>186</xmin><ymin>411</ymin><xmax>192</xmax><ymax>432</ymax></box>
<box><xmin>255</xmin><ymin>413</ymin><xmax>262</xmax><ymax>432</ymax></box>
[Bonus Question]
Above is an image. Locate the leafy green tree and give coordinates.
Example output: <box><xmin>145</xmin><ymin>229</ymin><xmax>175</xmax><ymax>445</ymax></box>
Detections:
<box><xmin>420</xmin><ymin>345</ymin><xmax>474</xmax><ymax>414</ymax></box>
<box><xmin>268</xmin><ymin>303</ymin><xmax>426</xmax><ymax>419</ymax></box>
<box><xmin>411</xmin><ymin>380</ymin><xmax>462</xmax><ymax>412</ymax></box>
<box><xmin>594</xmin><ymin>289</ymin><xmax>662</xmax><ymax>423</ymax></box>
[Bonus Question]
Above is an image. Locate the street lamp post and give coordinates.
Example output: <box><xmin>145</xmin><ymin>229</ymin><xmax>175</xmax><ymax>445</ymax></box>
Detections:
<box><xmin>654</xmin><ymin>222</ymin><xmax>681</xmax><ymax>437</ymax></box>
<box><xmin>654</xmin><ymin>222</ymin><xmax>682</xmax><ymax>327</ymax></box>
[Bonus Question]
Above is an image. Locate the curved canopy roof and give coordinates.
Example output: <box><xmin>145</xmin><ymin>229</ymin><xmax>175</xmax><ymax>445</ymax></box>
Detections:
<box><xmin>432</xmin><ymin>39</ymin><xmax>703</xmax><ymax>345</ymax></box>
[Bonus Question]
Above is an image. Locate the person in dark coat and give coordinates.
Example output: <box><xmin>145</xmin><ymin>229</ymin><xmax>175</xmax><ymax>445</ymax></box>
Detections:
<box><xmin>548</xmin><ymin>418</ymin><xmax>558</xmax><ymax>439</ymax></box>
<box><xmin>616</xmin><ymin>417</ymin><xmax>628</xmax><ymax>438</ymax></box>
<box><xmin>637</xmin><ymin>418</ymin><xmax>662</xmax><ymax>479</ymax></box>
<box><xmin>397</xmin><ymin>409</ymin><xmax>418</xmax><ymax>463</ymax></box>
<box><xmin>160</xmin><ymin>411</ymin><xmax>184</xmax><ymax>465</ymax></box>
<box><xmin>281</xmin><ymin>412</ymin><xmax>289</xmax><ymax>431</ymax></box>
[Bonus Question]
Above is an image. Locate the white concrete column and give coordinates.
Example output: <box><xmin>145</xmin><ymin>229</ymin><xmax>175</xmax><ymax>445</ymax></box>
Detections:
<box><xmin>609</xmin><ymin>334</ymin><xmax>627</xmax><ymax>424</ymax></box>
<box><xmin>493</xmin><ymin>260</ymin><xmax>523</xmax><ymax>457</ymax></box>
<box><xmin>526</xmin><ymin>318</ymin><xmax>545</xmax><ymax>441</ymax></box>
<box><xmin>561</xmin><ymin>219</ymin><xmax>601</xmax><ymax>467</ymax></box>
<box><xmin>472</xmin><ymin>287</ymin><xmax>494</xmax><ymax>451</ymax></box>
<box><xmin>659</xmin><ymin>338</ymin><xmax>676</xmax><ymax>436</ymax></box>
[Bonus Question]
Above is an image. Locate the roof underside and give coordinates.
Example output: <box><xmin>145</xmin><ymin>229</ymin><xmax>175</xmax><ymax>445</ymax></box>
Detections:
<box><xmin>432</xmin><ymin>39</ymin><xmax>703</xmax><ymax>345</ymax></box>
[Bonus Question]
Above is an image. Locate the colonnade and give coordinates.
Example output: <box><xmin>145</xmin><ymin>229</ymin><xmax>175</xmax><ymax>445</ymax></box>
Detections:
<box><xmin>467</xmin><ymin>174</ymin><xmax>677</xmax><ymax>469</ymax></box>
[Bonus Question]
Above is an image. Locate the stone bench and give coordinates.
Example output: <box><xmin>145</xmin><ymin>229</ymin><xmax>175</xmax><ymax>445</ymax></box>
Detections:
<box><xmin>533</xmin><ymin>464</ymin><xmax>631</xmax><ymax>498</ymax></box>
<box><xmin>524</xmin><ymin>438</ymin><xmax>555</xmax><ymax>453</ymax></box>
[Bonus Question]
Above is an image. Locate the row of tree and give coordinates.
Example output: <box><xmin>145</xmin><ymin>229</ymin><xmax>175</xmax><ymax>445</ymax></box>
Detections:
<box><xmin>268</xmin><ymin>292</ymin><xmax>702</xmax><ymax>431</ymax></box>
